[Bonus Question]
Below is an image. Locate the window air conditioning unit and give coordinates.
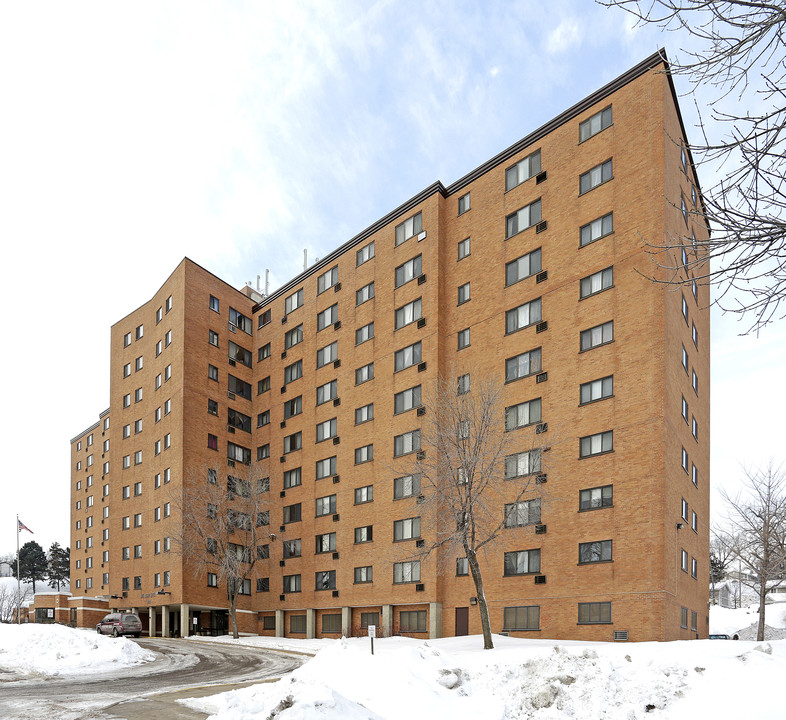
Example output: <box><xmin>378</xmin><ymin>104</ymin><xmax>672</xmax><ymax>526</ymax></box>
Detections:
<box><xmin>416</xmin><ymin>451</ymin><xmax>426</xmax><ymax>461</ymax></box>
<box><xmin>332</xmin><ymin>590</ymin><xmax>339</xmax><ymax>597</ymax></box>
<box><xmin>281</xmin><ymin>351</ymin><xmax>287</xmax><ymax>359</ymax></box>
<box><xmin>535</xmin><ymin>220</ymin><xmax>548</xmax><ymax>233</ymax></box>
<box><xmin>535</xmin><ymin>524</ymin><xmax>547</xmax><ymax>534</ymax></box>
<box><xmin>332</xmin><ymin>475</ymin><xmax>340</xmax><ymax>484</ymax></box>
<box><xmin>415</xmin><ymin>583</ymin><xmax>425</xmax><ymax>592</ymax></box>
<box><xmin>280</xmin><ymin>560</ymin><xmax>285</xmax><ymax>567</ymax></box>
<box><xmin>535</xmin><ymin>473</ymin><xmax>547</xmax><ymax>484</ymax></box>
<box><xmin>280</xmin><ymin>491</ymin><xmax>286</xmax><ymax>498</ymax></box>
<box><xmin>534</xmin><ymin>575</ymin><xmax>546</xmax><ymax>584</ymax></box>
<box><xmin>279</xmin><ymin>594</ymin><xmax>286</xmax><ymax>601</ymax></box>
<box><xmin>417</xmin><ymin>231</ymin><xmax>427</xmax><ymax>241</ymax></box>
<box><xmin>332</xmin><ymin>514</ymin><xmax>340</xmax><ymax>522</ymax></box>
<box><xmin>535</xmin><ymin>422</ymin><xmax>548</xmax><ymax>434</ymax></box>
<box><xmin>333</xmin><ymin>359</ymin><xmax>341</xmax><ymax>368</ymax></box>
<box><xmin>417</xmin><ymin>274</ymin><xmax>427</xmax><ymax>285</ymax></box>
<box><xmin>536</xmin><ymin>321</ymin><xmax>548</xmax><ymax>333</ymax></box>
<box><xmin>535</xmin><ymin>170</ymin><xmax>548</xmax><ymax>184</ymax></box>
<box><xmin>228</xmin><ymin>358</ymin><xmax>236</xmax><ymax>366</ymax></box>
<box><xmin>536</xmin><ymin>271</ymin><xmax>548</xmax><ymax>283</ymax></box>
<box><xmin>416</xmin><ymin>406</ymin><xmax>426</xmax><ymax>416</ymax></box>
<box><xmin>333</xmin><ymin>321</ymin><xmax>341</xmax><ymax>330</ymax></box>
<box><xmin>334</xmin><ymin>282</ymin><xmax>342</xmax><ymax>292</ymax></box>
<box><xmin>614</xmin><ymin>631</ymin><xmax>629</xmax><ymax>641</ymax></box>
<box><xmin>332</xmin><ymin>437</ymin><xmax>341</xmax><ymax>445</ymax></box>
<box><xmin>333</xmin><ymin>398</ymin><xmax>341</xmax><ymax>407</ymax></box>
<box><xmin>418</xmin><ymin>362</ymin><xmax>427</xmax><ymax>372</ymax></box>
<box><xmin>415</xmin><ymin>539</ymin><xmax>425</xmax><ymax>548</ymax></box>
<box><xmin>227</xmin><ymin>391</ymin><xmax>236</xmax><ymax>400</ymax></box>
<box><xmin>536</xmin><ymin>372</ymin><xmax>548</xmax><ymax>383</ymax></box>
<box><xmin>332</xmin><ymin>552</ymin><xmax>339</xmax><ymax>560</ymax></box>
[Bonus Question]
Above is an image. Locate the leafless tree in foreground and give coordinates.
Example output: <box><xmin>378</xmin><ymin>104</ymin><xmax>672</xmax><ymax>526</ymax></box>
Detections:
<box><xmin>600</xmin><ymin>0</ymin><xmax>786</xmax><ymax>332</ymax></box>
<box><xmin>709</xmin><ymin>527</ymin><xmax>736</xmax><ymax>604</ymax></box>
<box><xmin>171</xmin><ymin>463</ymin><xmax>271</xmax><ymax>638</ymax></box>
<box><xmin>0</xmin><ymin>583</ymin><xmax>31</xmax><ymax>624</ymax></box>
<box><xmin>401</xmin><ymin>375</ymin><xmax>547</xmax><ymax>650</ymax></box>
<box><xmin>722</xmin><ymin>463</ymin><xmax>786</xmax><ymax>640</ymax></box>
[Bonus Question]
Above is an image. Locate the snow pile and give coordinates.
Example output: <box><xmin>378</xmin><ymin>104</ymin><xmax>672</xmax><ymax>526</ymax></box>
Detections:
<box><xmin>0</xmin><ymin>623</ymin><xmax>155</xmax><ymax>676</ymax></box>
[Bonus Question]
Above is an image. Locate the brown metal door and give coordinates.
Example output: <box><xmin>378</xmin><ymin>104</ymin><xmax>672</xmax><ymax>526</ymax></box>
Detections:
<box><xmin>455</xmin><ymin>607</ymin><xmax>469</xmax><ymax>636</ymax></box>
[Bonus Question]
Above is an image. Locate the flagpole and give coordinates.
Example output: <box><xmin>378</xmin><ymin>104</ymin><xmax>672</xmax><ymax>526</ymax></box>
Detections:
<box><xmin>16</xmin><ymin>514</ymin><xmax>21</xmax><ymax>625</ymax></box>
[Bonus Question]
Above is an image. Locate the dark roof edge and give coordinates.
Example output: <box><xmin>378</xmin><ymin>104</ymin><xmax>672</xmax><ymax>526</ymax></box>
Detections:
<box><xmin>253</xmin><ymin>49</ymin><xmax>669</xmax><ymax>313</ymax></box>
<box><xmin>70</xmin><ymin>419</ymin><xmax>102</xmax><ymax>445</ymax></box>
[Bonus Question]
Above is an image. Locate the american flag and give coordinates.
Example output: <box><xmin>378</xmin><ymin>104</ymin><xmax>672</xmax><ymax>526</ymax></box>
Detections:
<box><xmin>18</xmin><ymin>519</ymin><xmax>33</xmax><ymax>534</ymax></box>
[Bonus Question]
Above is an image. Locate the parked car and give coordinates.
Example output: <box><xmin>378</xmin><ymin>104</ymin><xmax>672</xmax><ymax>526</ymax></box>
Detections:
<box><xmin>96</xmin><ymin>612</ymin><xmax>143</xmax><ymax>638</ymax></box>
<box><xmin>708</xmin><ymin>633</ymin><xmax>730</xmax><ymax>640</ymax></box>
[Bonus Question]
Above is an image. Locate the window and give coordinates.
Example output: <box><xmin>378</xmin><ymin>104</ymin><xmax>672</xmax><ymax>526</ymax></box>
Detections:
<box><xmin>395</xmin><ymin>211</ymin><xmax>422</xmax><ymax>246</ymax></box>
<box><xmin>356</xmin><ymin>281</ymin><xmax>374</xmax><ymax>306</ymax></box>
<box><xmin>134</xmin><ymin>482</ymin><xmax>142</xmax><ymax>497</ymax></box>
<box><xmin>317</xmin><ymin>303</ymin><xmax>338</xmax><ymax>331</ymax></box>
<box><xmin>258</xmin><ymin>580</ymin><xmax>271</xmax><ymax>595</ymax></box>
<box><xmin>155</xmin><ymin>341</ymin><xmax>162</xmax><ymax>358</ymax></box>
<box><xmin>122</xmin><ymin>546</ymin><xmax>130</xmax><ymax>560</ymax></box>
<box><xmin>681</xmin><ymin>549</ymin><xmax>689</xmax><ymax>572</ymax></box>
<box><xmin>580</xmin><ymin>213</ymin><xmax>614</xmax><ymax>249</ymax></box>
<box><xmin>165</xmin><ymin>330</ymin><xmax>172</xmax><ymax>347</ymax></box>
<box><xmin>505</xmin><ymin>150</ymin><xmax>541</xmax><ymax>191</ymax></box>
<box><xmin>283</xmin><ymin>538</ymin><xmax>301</xmax><ymax>558</ymax></box>
<box><xmin>257</xmin><ymin>444</ymin><xmax>270</xmax><ymax>461</ymax></box>
<box><xmin>354</xmin><ymin>485</ymin><xmax>373</xmax><ymax>504</ymax></box>
<box><xmin>580</xmin><ymin>375</ymin><xmax>613</xmax><ymax>405</ymax></box>
<box><xmin>134</xmin><ymin>513</ymin><xmax>142</xmax><ymax>527</ymax></box>
<box><xmin>355</xmin><ymin>362</ymin><xmax>374</xmax><ymax>385</ymax></box>
<box><xmin>317</xmin><ymin>266</ymin><xmax>339</xmax><ymax>294</ymax></box>
<box><xmin>504</xmin><ymin>499</ymin><xmax>541</xmax><ymax>527</ymax></box>
<box><xmin>134</xmin><ymin>419</ymin><xmax>143</xmax><ymax>434</ymax></box>
<box><xmin>355</xmin><ymin>444</ymin><xmax>373</xmax><ymax>464</ymax></box>
<box><xmin>578</xmin><ymin>602</ymin><xmax>611</xmax><ymax>624</ymax></box>
<box><xmin>399</xmin><ymin>610</ymin><xmax>426</xmax><ymax>632</ymax></box>
<box><xmin>228</xmin><ymin>408</ymin><xmax>251</xmax><ymax>433</ymax></box>
<box><xmin>394</xmin><ymin>560</ymin><xmax>420</xmax><ymax>583</ymax></box>
<box><xmin>682</xmin><ymin>295</ymin><xmax>689</xmax><ymax>323</ymax></box>
<box><xmin>163</xmin><ymin>433</ymin><xmax>171</xmax><ymax>449</ymax></box>
<box><xmin>457</xmin><ymin>237</ymin><xmax>470</xmax><ymax>260</ymax></box>
<box><xmin>395</xmin><ymin>298</ymin><xmax>422</xmax><ymax>329</ymax></box>
<box><xmin>315</xmin><ymin>494</ymin><xmax>336</xmax><ymax>516</ymax></box>
<box><xmin>315</xmin><ymin>570</ymin><xmax>336</xmax><ymax>590</ymax></box>
<box><xmin>682</xmin><ymin>447</ymin><xmax>689</xmax><ymax>473</ymax></box>
<box><xmin>580</xmin><ymin>267</ymin><xmax>613</xmax><ymax>299</ymax></box>
<box><xmin>457</xmin><ymin>283</ymin><xmax>470</xmax><ymax>305</ymax></box>
<box><xmin>457</xmin><ymin>192</ymin><xmax>470</xmax><ymax>214</ymax></box>
<box><xmin>355</xmin><ymin>404</ymin><xmax>374</xmax><ymax>424</ymax></box>
<box><xmin>123</xmin><ymin>424</ymin><xmax>131</xmax><ymax>438</ymax></box>
<box><xmin>681</xmin><ymin>345</ymin><xmax>689</xmax><ymax>373</ymax></box>
<box><xmin>504</xmin><ymin>605</ymin><xmax>540</xmax><ymax>631</ymax></box>
<box><xmin>285</xmin><ymin>289</ymin><xmax>303</xmax><ymax>314</ymax></box>
<box><xmin>681</xmin><ymin>498</ymin><xmax>689</xmax><ymax>521</ymax></box>
<box><xmin>134</xmin><ymin>544</ymin><xmax>142</xmax><ymax>559</ymax></box>
<box><xmin>580</xmin><ymin>321</ymin><xmax>613</xmax><ymax>351</ymax></box>
<box><xmin>354</xmin><ymin>525</ymin><xmax>373</xmax><ymax>543</ymax></box>
<box><xmin>228</xmin><ymin>308</ymin><xmax>252</xmax><ymax>334</ymax></box>
<box><xmin>455</xmin><ymin>557</ymin><xmax>469</xmax><ymax>576</ymax></box>
<box><xmin>691</xmin><ymin>557</ymin><xmax>698</xmax><ymax>578</ymax></box>
<box><xmin>356</xmin><ymin>241</ymin><xmax>375</xmax><ymax>266</ymax></box>
<box><xmin>124</xmin><ymin>332</ymin><xmax>132</xmax><ymax>347</ymax></box>
<box><xmin>354</xmin><ymin>566</ymin><xmax>373</xmax><ymax>584</ymax></box>
<box><xmin>209</xmin><ymin>329</ymin><xmax>219</xmax><ymax>347</ymax></box>
<box><xmin>207</xmin><ymin>573</ymin><xmax>218</xmax><ymax>587</ymax></box>
<box><xmin>257</xmin><ymin>411</ymin><xmax>270</xmax><ymax>428</ymax></box>
<box><xmin>284</xmin><ymin>395</ymin><xmax>302</xmax><ymax>419</ymax></box>
<box><xmin>227</xmin><ymin>441</ymin><xmax>251</xmax><ymax>465</ymax></box>
<box><xmin>284</xmin><ymin>468</ymin><xmax>302</xmax><ymax>489</ymax></box>
<box><xmin>316</xmin><ymin>379</ymin><xmax>337</xmax><ymax>406</ymax></box>
<box><xmin>356</xmin><ymin>322</ymin><xmax>374</xmax><ymax>345</ymax></box>
<box><xmin>505</xmin><ymin>348</ymin><xmax>541</xmax><ymax>382</ymax></box>
<box><xmin>322</xmin><ymin>614</ymin><xmax>342</xmax><ymax>633</ymax></box>
<box><xmin>316</xmin><ymin>342</ymin><xmax>338</xmax><ymax>368</ymax></box>
<box><xmin>579</xmin><ymin>431</ymin><xmax>613</xmax><ymax>458</ymax></box>
<box><xmin>395</xmin><ymin>255</ymin><xmax>422</xmax><ymax>287</ymax></box>
<box><xmin>155</xmin><ymin>373</ymin><xmax>162</xmax><ymax>389</ymax></box>
<box><xmin>315</xmin><ymin>532</ymin><xmax>336</xmax><ymax>553</ymax></box>
<box><xmin>394</xmin><ymin>473</ymin><xmax>421</xmax><ymax>499</ymax></box>
<box><xmin>681</xmin><ymin>396</ymin><xmax>689</xmax><ymax>423</ymax></box>
<box><xmin>579</xmin><ymin>159</ymin><xmax>613</xmax><ymax>194</ymax></box>
<box><xmin>122</xmin><ymin>455</ymin><xmax>131</xmax><ymax>469</ymax></box>
<box><xmin>504</xmin><ymin>449</ymin><xmax>541</xmax><ymax>479</ymax></box>
<box><xmin>506</xmin><ymin>298</ymin><xmax>542</xmax><ymax>334</ymax></box>
<box><xmin>579</xmin><ymin>540</ymin><xmax>612</xmax><ymax>563</ymax></box>
<box><xmin>134</xmin><ymin>356</ymin><xmax>143</xmax><ymax>372</ymax></box>
<box><xmin>316</xmin><ymin>418</ymin><xmax>337</xmax><ymax>442</ymax></box>
<box><xmin>504</xmin><ymin>549</ymin><xmax>540</xmax><ymax>575</ymax></box>
<box><xmin>394</xmin><ymin>385</ymin><xmax>421</xmax><ymax>414</ymax></box>
<box><xmin>283</xmin><ymin>503</ymin><xmax>302</xmax><ymax>524</ymax></box>
<box><xmin>394</xmin><ymin>517</ymin><xmax>421</xmax><ymax>541</ymax></box>
<box><xmin>123</xmin><ymin>394</ymin><xmax>131</xmax><ymax>408</ymax></box>
<box><xmin>135</xmin><ymin>324</ymin><xmax>144</xmax><ymax>340</ymax></box>
<box><xmin>579</xmin><ymin>105</ymin><xmax>612</xmax><ymax>142</ymax></box>
<box><xmin>394</xmin><ymin>429</ymin><xmax>421</xmax><ymax>457</ymax></box>
<box><xmin>228</xmin><ymin>374</ymin><xmax>252</xmax><ymax>400</ymax></box>
<box><xmin>284</xmin><ymin>360</ymin><xmax>303</xmax><ymax>386</ymax></box>
<box><xmin>692</xmin><ymin>463</ymin><xmax>698</xmax><ymax>486</ymax></box>
<box><xmin>457</xmin><ymin>328</ymin><xmax>470</xmax><ymax>349</ymax></box>
<box><xmin>285</xmin><ymin>324</ymin><xmax>303</xmax><ymax>350</ymax></box>
<box><xmin>505</xmin><ymin>199</ymin><xmax>542</xmax><ymax>238</ymax></box>
<box><xmin>316</xmin><ymin>456</ymin><xmax>337</xmax><ymax>480</ymax></box>
<box><xmin>395</xmin><ymin>341</ymin><xmax>422</xmax><ymax>372</ymax></box>
<box><xmin>455</xmin><ymin>374</ymin><xmax>470</xmax><ymax>396</ymax></box>
<box><xmin>255</xmin><ymin>343</ymin><xmax>271</xmax><ymax>364</ymax></box>
<box><xmin>134</xmin><ymin>576</ymin><xmax>142</xmax><ymax>590</ymax></box>
<box><xmin>692</xmin><ymin>416</ymin><xmax>698</xmax><ymax>440</ymax></box>
<box><xmin>283</xmin><ymin>432</ymin><xmax>302</xmax><ymax>454</ymax></box>
<box><xmin>208</xmin><ymin>364</ymin><xmax>219</xmax><ymax>381</ymax></box>
<box><xmin>209</xmin><ymin>295</ymin><xmax>220</xmax><ymax>312</ymax></box>
<box><xmin>580</xmin><ymin>485</ymin><xmax>613</xmax><ymax>511</ymax></box>
<box><xmin>284</xmin><ymin>575</ymin><xmax>301</xmax><ymax>594</ymax></box>
<box><xmin>505</xmin><ymin>249</ymin><xmax>542</xmax><ymax>287</ymax></box>
<box><xmin>692</xmin><ymin>323</ymin><xmax>698</xmax><ymax>348</ymax></box>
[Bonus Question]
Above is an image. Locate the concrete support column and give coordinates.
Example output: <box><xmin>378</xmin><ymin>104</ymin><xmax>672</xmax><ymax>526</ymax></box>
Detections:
<box><xmin>341</xmin><ymin>606</ymin><xmax>351</xmax><ymax>637</ymax></box>
<box><xmin>429</xmin><ymin>602</ymin><xmax>443</xmax><ymax>639</ymax></box>
<box><xmin>381</xmin><ymin>604</ymin><xmax>393</xmax><ymax>638</ymax></box>
<box><xmin>180</xmin><ymin>603</ymin><xmax>189</xmax><ymax>637</ymax></box>
<box><xmin>306</xmin><ymin>608</ymin><xmax>316</xmax><ymax>639</ymax></box>
<box><xmin>162</xmin><ymin>605</ymin><xmax>169</xmax><ymax>638</ymax></box>
<box><xmin>149</xmin><ymin>607</ymin><xmax>156</xmax><ymax>638</ymax></box>
<box><xmin>275</xmin><ymin>609</ymin><xmax>284</xmax><ymax>638</ymax></box>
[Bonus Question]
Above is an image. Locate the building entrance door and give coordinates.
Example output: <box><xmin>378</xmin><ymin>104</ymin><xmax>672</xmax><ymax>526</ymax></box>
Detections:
<box><xmin>455</xmin><ymin>607</ymin><xmax>469</xmax><ymax>636</ymax></box>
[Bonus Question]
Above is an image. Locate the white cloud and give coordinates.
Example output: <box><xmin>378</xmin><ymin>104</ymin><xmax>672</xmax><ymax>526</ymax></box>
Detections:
<box><xmin>545</xmin><ymin>18</ymin><xmax>582</xmax><ymax>54</ymax></box>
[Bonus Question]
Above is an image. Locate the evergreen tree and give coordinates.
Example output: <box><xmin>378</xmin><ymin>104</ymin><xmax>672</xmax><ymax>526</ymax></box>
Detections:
<box><xmin>14</xmin><ymin>541</ymin><xmax>48</xmax><ymax>593</ymax></box>
<box><xmin>47</xmin><ymin>542</ymin><xmax>70</xmax><ymax>591</ymax></box>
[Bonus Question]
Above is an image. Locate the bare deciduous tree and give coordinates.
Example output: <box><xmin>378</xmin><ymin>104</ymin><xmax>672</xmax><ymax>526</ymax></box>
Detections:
<box><xmin>0</xmin><ymin>583</ymin><xmax>31</xmax><ymax>624</ymax></box>
<box><xmin>709</xmin><ymin>527</ymin><xmax>736</xmax><ymax>603</ymax></box>
<box><xmin>401</xmin><ymin>375</ymin><xmax>546</xmax><ymax>650</ymax></box>
<box><xmin>600</xmin><ymin>0</ymin><xmax>786</xmax><ymax>331</ymax></box>
<box><xmin>722</xmin><ymin>463</ymin><xmax>786</xmax><ymax>640</ymax></box>
<box><xmin>171</xmin><ymin>463</ymin><xmax>271</xmax><ymax>639</ymax></box>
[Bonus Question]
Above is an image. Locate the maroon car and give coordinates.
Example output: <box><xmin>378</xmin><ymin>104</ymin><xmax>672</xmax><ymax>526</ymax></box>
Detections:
<box><xmin>96</xmin><ymin>612</ymin><xmax>142</xmax><ymax>638</ymax></box>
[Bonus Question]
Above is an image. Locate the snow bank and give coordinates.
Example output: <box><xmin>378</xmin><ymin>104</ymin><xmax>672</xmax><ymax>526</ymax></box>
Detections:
<box><xmin>0</xmin><ymin>623</ymin><xmax>155</xmax><ymax>676</ymax></box>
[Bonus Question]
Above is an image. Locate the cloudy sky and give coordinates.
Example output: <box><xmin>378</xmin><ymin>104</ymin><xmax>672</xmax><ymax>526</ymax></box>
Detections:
<box><xmin>1</xmin><ymin>1</ymin><xmax>783</xmax><ymax>558</ymax></box>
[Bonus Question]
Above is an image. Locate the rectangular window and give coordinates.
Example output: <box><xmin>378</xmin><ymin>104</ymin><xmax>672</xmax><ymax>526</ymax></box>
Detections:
<box><xmin>285</xmin><ymin>289</ymin><xmax>304</xmax><ymax>315</ymax></box>
<box><xmin>692</xmin><ymin>510</ymin><xmax>698</xmax><ymax>533</ymax></box>
<box><xmin>506</xmin><ymin>298</ymin><xmax>542</xmax><ymax>334</ymax></box>
<box><xmin>284</xmin><ymin>575</ymin><xmax>302</xmax><ymax>594</ymax></box>
<box><xmin>356</xmin><ymin>241</ymin><xmax>375</xmax><ymax>266</ymax></box>
<box><xmin>284</xmin><ymin>395</ymin><xmax>302</xmax><ymax>419</ymax></box>
<box><xmin>394</xmin><ymin>341</ymin><xmax>422</xmax><ymax>372</ymax></box>
<box><xmin>579</xmin><ymin>540</ymin><xmax>612</xmax><ymax>563</ymax></box>
<box><xmin>457</xmin><ymin>328</ymin><xmax>470</xmax><ymax>349</ymax></box>
<box><xmin>504</xmin><ymin>449</ymin><xmax>541</xmax><ymax>479</ymax></box>
<box><xmin>284</xmin><ymin>360</ymin><xmax>303</xmax><ymax>386</ymax></box>
<box><xmin>682</xmin><ymin>447</ymin><xmax>689</xmax><ymax>473</ymax></box>
<box><xmin>208</xmin><ymin>364</ymin><xmax>219</xmax><ymax>381</ymax></box>
<box><xmin>504</xmin><ymin>499</ymin><xmax>541</xmax><ymax>527</ymax></box>
<box><xmin>285</xmin><ymin>324</ymin><xmax>303</xmax><ymax>350</ymax></box>
<box><xmin>355</xmin><ymin>403</ymin><xmax>374</xmax><ymax>424</ymax></box>
<box><xmin>692</xmin><ymin>464</ymin><xmax>698</xmax><ymax>486</ymax></box>
<box><xmin>354</xmin><ymin>525</ymin><xmax>373</xmax><ymax>543</ymax></box>
<box><xmin>457</xmin><ymin>283</ymin><xmax>470</xmax><ymax>305</ymax></box>
<box><xmin>355</xmin><ymin>362</ymin><xmax>374</xmax><ymax>385</ymax></box>
<box><xmin>579</xmin><ymin>106</ymin><xmax>612</xmax><ymax>142</ymax></box>
<box><xmin>393</xmin><ymin>517</ymin><xmax>421</xmax><ymax>541</ymax></box>
<box><xmin>681</xmin><ymin>549</ymin><xmax>689</xmax><ymax>572</ymax></box>
<box><xmin>283</xmin><ymin>468</ymin><xmax>302</xmax><ymax>489</ymax></box>
<box><xmin>394</xmin><ymin>429</ymin><xmax>421</xmax><ymax>458</ymax></box>
<box><xmin>322</xmin><ymin>614</ymin><xmax>342</xmax><ymax>633</ymax></box>
<box><xmin>457</xmin><ymin>237</ymin><xmax>470</xmax><ymax>260</ymax></box>
<box><xmin>354</xmin><ymin>566</ymin><xmax>373</xmax><ymax>584</ymax></box>
<box><xmin>283</xmin><ymin>538</ymin><xmax>301</xmax><ymax>558</ymax></box>
<box><xmin>356</xmin><ymin>281</ymin><xmax>374</xmax><ymax>306</ymax></box>
<box><xmin>315</xmin><ymin>494</ymin><xmax>337</xmax><ymax>516</ymax></box>
<box><xmin>283</xmin><ymin>503</ymin><xmax>302</xmax><ymax>524</ymax></box>
<box><xmin>505</xmin><ymin>199</ymin><xmax>542</xmax><ymax>238</ymax></box>
<box><xmin>456</xmin><ymin>557</ymin><xmax>469</xmax><ymax>576</ymax></box>
<box><xmin>316</xmin><ymin>418</ymin><xmax>337</xmax><ymax>443</ymax></box>
<box><xmin>505</xmin><ymin>398</ymin><xmax>541</xmax><ymax>431</ymax></box>
<box><xmin>283</xmin><ymin>432</ymin><xmax>302</xmax><ymax>454</ymax></box>
<box><xmin>228</xmin><ymin>408</ymin><xmax>251</xmax><ymax>433</ymax></box>
<box><xmin>315</xmin><ymin>570</ymin><xmax>336</xmax><ymax>590</ymax></box>
<box><xmin>209</xmin><ymin>295</ymin><xmax>220</xmax><ymax>312</ymax></box>
<box><xmin>580</xmin><ymin>321</ymin><xmax>613</xmax><ymax>351</ymax></box>
<box><xmin>505</xmin><ymin>348</ymin><xmax>541</xmax><ymax>382</ymax></box>
<box><xmin>578</xmin><ymin>602</ymin><xmax>612</xmax><ymax>624</ymax></box>
<box><xmin>355</xmin><ymin>444</ymin><xmax>373</xmax><ymax>464</ymax></box>
<box><xmin>580</xmin><ymin>376</ymin><xmax>613</xmax><ymax>405</ymax></box>
<box><xmin>457</xmin><ymin>191</ymin><xmax>470</xmax><ymax>215</ymax></box>
<box><xmin>579</xmin><ymin>485</ymin><xmax>613</xmax><ymax>511</ymax></box>
<box><xmin>317</xmin><ymin>341</ymin><xmax>338</xmax><ymax>368</ymax></box>
<box><xmin>316</xmin><ymin>456</ymin><xmax>337</xmax><ymax>479</ymax></box>
<box><xmin>395</xmin><ymin>255</ymin><xmax>422</xmax><ymax>288</ymax></box>
<box><xmin>579</xmin><ymin>431</ymin><xmax>613</xmax><ymax>458</ymax></box>
<box><xmin>316</xmin><ymin>379</ymin><xmax>338</xmax><ymax>406</ymax></box>
<box><xmin>317</xmin><ymin>303</ymin><xmax>338</xmax><ymax>331</ymax></box>
<box><xmin>580</xmin><ymin>212</ymin><xmax>614</xmax><ymax>247</ymax></box>
<box><xmin>317</xmin><ymin>266</ymin><xmax>339</xmax><ymax>294</ymax></box>
<box><xmin>393</xmin><ymin>561</ymin><xmax>420</xmax><ymax>584</ymax></box>
<box><xmin>395</xmin><ymin>298</ymin><xmax>423</xmax><ymax>330</ymax></box>
<box><xmin>691</xmin><ymin>557</ymin><xmax>698</xmax><ymax>578</ymax></box>
<box><xmin>505</xmin><ymin>150</ymin><xmax>541</xmax><ymax>191</ymax></box>
<box><xmin>399</xmin><ymin>610</ymin><xmax>426</xmax><ymax>632</ymax></box>
<box><xmin>505</xmin><ymin>249</ymin><xmax>542</xmax><ymax>287</ymax></box>
<box><xmin>227</xmin><ymin>374</ymin><xmax>252</xmax><ymax>400</ymax></box>
<box><xmin>394</xmin><ymin>385</ymin><xmax>421</xmax><ymax>414</ymax></box>
<box><xmin>257</xmin><ymin>444</ymin><xmax>270</xmax><ymax>461</ymax></box>
<box><xmin>356</xmin><ymin>322</ymin><xmax>374</xmax><ymax>345</ymax></box>
<box><xmin>227</xmin><ymin>441</ymin><xmax>251</xmax><ymax>465</ymax></box>
<box><xmin>395</xmin><ymin>211</ymin><xmax>422</xmax><ymax>246</ymax></box>
<box><xmin>354</xmin><ymin>485</ymin><xmax>373</xmax><ymax>504</ymax></box>
<box><xmin>579</xmin><ymin>159</ymin><xmax>613</xmax><ymax>194</ymax></box>
<box><xmin>504</xmin><ymin>549</ymin><xmax>541</xmax><ymax>575</ymax></box>
<box><xmin>503</xmin><ymin>605</ymin><xmax>540</xmax><ymax>631</ymax></box>
<box><xmin>394</xmin><ymin>473</ymin><xmax>420</xmax><ymax>499</ymax></box>
<box><xmin>209</xmin><ymin>329</ymin><xmax>219</xmax><ymax>347</ymax></box>
<box><xmin>692</xmin><ymin>416</ymin><xmax>698</xmax><ymax>440</ymax></box>
<box><xmin>228</xmin><ymin>308</ymin><xmax>252</xmax><ymax>334</ymax></box>
<box><xmin>315</xmin><ymin>532</ymin><xmax>336</xmax><ymax>554</ymax></box>
<box><xmin>580</xmin><ymin>267</ymin><xmax>613</xmax><ymax>299</ymax></box>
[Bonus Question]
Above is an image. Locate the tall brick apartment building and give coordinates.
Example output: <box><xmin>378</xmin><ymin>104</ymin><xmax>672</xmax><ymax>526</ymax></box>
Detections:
<box><xmin>69</xmin><ymin>52</ymin><xmax>710</xmax><ymax>642</ymax></box>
